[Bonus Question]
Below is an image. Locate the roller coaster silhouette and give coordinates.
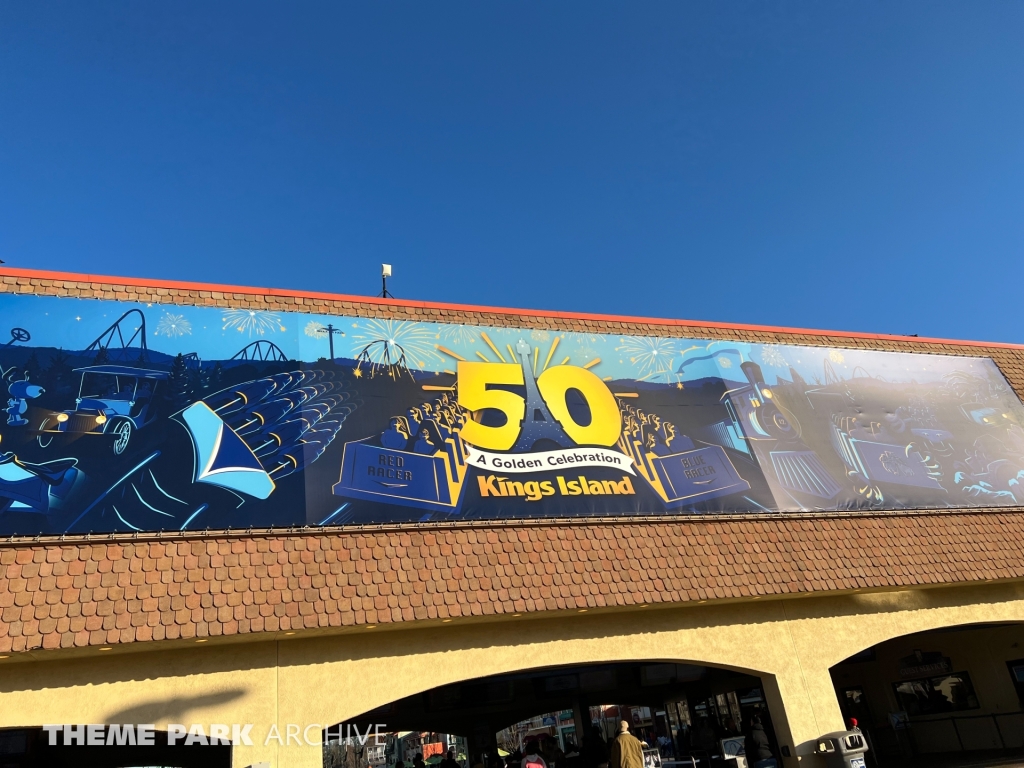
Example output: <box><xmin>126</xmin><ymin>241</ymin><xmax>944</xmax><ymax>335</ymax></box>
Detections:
<box><xmin>80</xmin><ymin>310</ymin><xmax>287</xmax><ymax>364</ymax></box>
<box><xmin>231</xmin><ymin>340</ymin><xmax>288</xmax><ymax>362</ymax></box>
<box><xmin>84</xmin><ymin>309</ymin><xmax>147</xmax><ymax>360</ymax></box>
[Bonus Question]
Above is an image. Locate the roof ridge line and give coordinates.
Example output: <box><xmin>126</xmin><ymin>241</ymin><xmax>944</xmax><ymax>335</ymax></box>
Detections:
<box><xmin>4</xmin><ymin>266</ymin><xmax>1022</xmax><ymax>350</ymax></box>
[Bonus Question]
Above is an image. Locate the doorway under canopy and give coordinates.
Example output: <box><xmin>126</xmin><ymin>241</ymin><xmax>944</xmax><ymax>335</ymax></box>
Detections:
<box><xmin>328</xmin><ymin>659</ymin><xmax>783</xmax><ymax>768</ymax></box>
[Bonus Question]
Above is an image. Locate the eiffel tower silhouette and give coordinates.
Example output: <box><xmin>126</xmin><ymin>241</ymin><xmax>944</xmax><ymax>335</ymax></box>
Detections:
<box><xmin>512</xmin><ymin>339</ymin><xmax>572</xmax><ymax>452</ymax></box>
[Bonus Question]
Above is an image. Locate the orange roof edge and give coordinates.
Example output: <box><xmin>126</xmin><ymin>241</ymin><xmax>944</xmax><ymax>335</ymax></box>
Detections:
<box><xmin>4</xmin><ymin>265</ymin><xmax>1022</xmax><ymax>351</ymax></box>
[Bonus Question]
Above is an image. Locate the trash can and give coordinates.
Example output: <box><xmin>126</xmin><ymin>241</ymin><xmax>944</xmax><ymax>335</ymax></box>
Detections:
<box><xmin>815</xmin><ymin>729</ymin><xmax>869</xmax><ymax>768</ymax></box>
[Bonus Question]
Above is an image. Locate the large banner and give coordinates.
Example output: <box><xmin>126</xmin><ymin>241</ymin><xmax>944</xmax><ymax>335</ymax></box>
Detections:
<box><xmin>1</xmin><ymin>293</ymin><xmax>1023</xmax><ymax>535</ymax></box>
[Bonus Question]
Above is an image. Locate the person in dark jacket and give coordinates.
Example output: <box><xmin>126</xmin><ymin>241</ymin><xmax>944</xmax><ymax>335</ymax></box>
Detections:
<box><xmin>540</xmin><ymin>735</ymin><xmax>565</xmax><ymax>768</ymax></box>
<box><xmin>748</xmin><ymin>716</ymin><xmax>773</xmax><ymax>766</ymax></box>
<box><xmin>692</xmin><ymin>718</ymin><xmax>717</xmax><ymax>755</ymax></box>
<box><xmin>580</xmin><ymin>726</ymin><xmax>609</xmax><ymax>768</ymax></box>
<box><xmin>674</xmin><ymin>724</ymin><xmax>690</xmax><ymax>758</ymax></box>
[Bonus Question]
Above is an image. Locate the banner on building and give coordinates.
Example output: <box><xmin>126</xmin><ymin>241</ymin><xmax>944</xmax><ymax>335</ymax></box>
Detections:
<box><xmin>1</xmin><ymin>293</ymin><xmax>1023</xmax><ymax>535</ymax></box>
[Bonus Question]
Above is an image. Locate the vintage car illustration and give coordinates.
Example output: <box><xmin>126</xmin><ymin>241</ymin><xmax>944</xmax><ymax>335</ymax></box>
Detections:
<box><xmin>37</xmin><ymin>365</ymin><xmax>168</xmax><ymax>455</ymax></box>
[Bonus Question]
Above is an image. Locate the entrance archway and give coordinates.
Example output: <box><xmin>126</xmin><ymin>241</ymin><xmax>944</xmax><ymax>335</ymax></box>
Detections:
<box><xmin>328</xmin><ymin>660</ymin><xmax>786</xmax><ymax>768</ymax></box>
<box><xmin>830</xmin><ymin>622</ymin><xmax>1024</xmax><ymax>766</ymax></box>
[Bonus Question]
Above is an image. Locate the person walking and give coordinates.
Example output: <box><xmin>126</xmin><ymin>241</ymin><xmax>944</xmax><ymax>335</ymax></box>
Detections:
<box><xmin>580</xmin><ymin>725</ymin><xmax>609</xmax><ymax>768</ymax></box>
<box><xmin>521</xmin><ymin>738</ymin><xmax>548</xmax><ymax>768</ymax></box>
<box><xmin>608</xmin><ymin>722</ymin><xmax>644</xmax><ymax>768</ymax></box>
<box><xmin>540</xmin><ymin>735</ymin><xmax>564</xmax><ymax>768</ymax></box>
<box><xmin>692</xmin><ymin>718</ymin><xmax>717</xmax><ymax>756</ymax></box>
<box><xmin>747</xmin><ymin>717</ymin><xmax>774</xmax><ymax>768</ymax></box>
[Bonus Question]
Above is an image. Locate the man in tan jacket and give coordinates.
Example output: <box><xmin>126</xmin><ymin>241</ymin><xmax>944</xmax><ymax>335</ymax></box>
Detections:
<box><xmin>608</xmin><ymin>721</ymin><xmax>645</xmax><ymax>768</ymax></box>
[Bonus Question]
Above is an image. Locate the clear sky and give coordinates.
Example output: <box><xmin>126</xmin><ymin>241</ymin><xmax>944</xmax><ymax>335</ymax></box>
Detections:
<box><xmin>1</xmin><ymin>2</ymin><xmax>1022</xmax><ymax>343</ymax></box>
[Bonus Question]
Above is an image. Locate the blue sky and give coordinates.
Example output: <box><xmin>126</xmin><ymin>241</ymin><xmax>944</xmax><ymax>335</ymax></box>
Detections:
<box><xmin>1</xmin><ymin>2</ymin><xmax>1022</xmax><ymax>342</ymax></box>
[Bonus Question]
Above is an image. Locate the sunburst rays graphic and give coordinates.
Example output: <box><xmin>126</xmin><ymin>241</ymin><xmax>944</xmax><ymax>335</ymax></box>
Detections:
<box><xmin>616</xmin><ymin>336</ymin><xmax>678</xmax><ymax>381</ymax></box>
<box><xmin>435</xmin><ymin>332</ymin><xmax>608</xmax><ymax>382</ymax></box>
<box><xmin>154</xmin><ymin>312</ymin><xmax>191</xmax><ymax>338</ymax></box>
<box><xmin>350</xmin><ymin>319</ymin><xmax>443</xmax><ymax>380</ymax></box>
<box><xmin>222</xmin><ymin>309</ymin><xmax>286</xmax><ymax>336</ymax></box>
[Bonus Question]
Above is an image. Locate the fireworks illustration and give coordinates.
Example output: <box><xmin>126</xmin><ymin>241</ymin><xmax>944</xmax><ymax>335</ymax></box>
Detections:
<box><xmin>564</xmin><ymin>331</ymin><xmax>602</xmax><ymax>354</ymax></box>
<box><xmin>350</xmin><ymin>319</ymin><xmax>443</xmax><ymax>380</ymax></box>
<box><xmin>565</xmin><ymin>333</ymin><xmax>610</xmax><ymax>372</ymax></box>
<box><xmin>565</xmin><ymin>331</ymin><xmax>600</xmax><ymax>343</ymax></box>
<box><xmin>530</xmin><ymin>329</ymin><xmax>551</xmax><ymax>342</ymax></box>
<box><xmin>761</xmin><ymin>345</ymin><xmax>788</xmax><ymax>368</ymax></box>
<box><xmin>719</xmin><ymin>357</ymin><xmax>733</xmax><ymax>369</ymax></box>
<box><xmin>437</xmin><ymin>324</ymin><xmax>478</xmax><ymax>347</ymax></box>
<box><xmin>829</xmin><ymin>350</ymin><xmax>845</xmax><ymax>364</ymax></box>
<box><xmin>154</xmin><ymin>312</ymin><xmax>191</xmax><ymax>338</ymax></box>
<box><xmin>616</xmin><ymin>336</ymin><xmax>677</xmax><ymax>381</ymax></box>
<box><xmin>577</xmin><ymin>345</ymin><xmax>600</xmax><ymax>366</ymax></box>
<box><xmin>304</xmin><ymin>320</ymin><xmax>326</xmax><ymax>338</ymax></box>
<box><xmin>222</xmin><ymin>309</ymin><xmax>286</xmax><ymax>337</ymax></box>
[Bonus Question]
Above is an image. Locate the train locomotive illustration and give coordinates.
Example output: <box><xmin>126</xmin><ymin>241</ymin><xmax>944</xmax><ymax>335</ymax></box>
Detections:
<box><xmin>697</xmin><ymin>356</ymin><xmax>1024</xmax><ymax>510</ymax></box>
<box><xmin>715</xmin><ymin>360</ymin><xmax>845</xmax><ymax>509</ymax></box>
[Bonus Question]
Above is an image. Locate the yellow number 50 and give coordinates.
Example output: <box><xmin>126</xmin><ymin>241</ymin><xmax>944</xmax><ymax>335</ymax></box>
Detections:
<box><xmin>457</xmin><ymin>362</ymin><xmax>621</xmax><ymax>451</ymax></box>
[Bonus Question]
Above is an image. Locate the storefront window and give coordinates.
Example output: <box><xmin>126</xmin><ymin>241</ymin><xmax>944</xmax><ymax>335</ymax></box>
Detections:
<box><xmin>893</xmin><ymin>671</ymin><xmax>979</xmax><ymax>716</ymax></box>
<box><xmin>1006</xmin><ymin>659</ymin><xmax>1024</xmax><ymax>709</ymax></box>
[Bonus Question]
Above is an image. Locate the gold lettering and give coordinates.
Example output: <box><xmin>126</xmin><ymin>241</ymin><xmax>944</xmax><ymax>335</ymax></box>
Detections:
<box><xmin>477</xmin><ymin>475</ymin><xmax>499</xmax><ymax>497</ymax></box>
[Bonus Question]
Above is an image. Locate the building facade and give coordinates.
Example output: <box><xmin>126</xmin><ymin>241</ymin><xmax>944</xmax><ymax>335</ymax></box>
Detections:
<box><xmin>0</xmin><ymin>267</ymin><xmax>1023</xmax><ymax>768</ymax></box>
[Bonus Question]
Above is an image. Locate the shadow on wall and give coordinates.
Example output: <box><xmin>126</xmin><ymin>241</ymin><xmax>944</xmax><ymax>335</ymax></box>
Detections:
<box><xmin>102</xmin><ymin>688</ymin><xmax>247</xmax><ymax>725</ymax></box>
<box><xmin>0</xmin><ymin>641</ymin><xmax>277</xmax><ymax>693</ymax></box>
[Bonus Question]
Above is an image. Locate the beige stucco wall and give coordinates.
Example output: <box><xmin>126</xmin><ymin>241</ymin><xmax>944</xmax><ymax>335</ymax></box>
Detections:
<box><xmin>0</xmin><ymin>581</ymin><xmax>1022</xmax><ymax>768</ymax></box>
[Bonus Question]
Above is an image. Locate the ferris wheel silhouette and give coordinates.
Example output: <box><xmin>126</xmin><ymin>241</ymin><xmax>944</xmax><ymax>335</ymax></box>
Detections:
<box><xmin>4</xmin><ymin>328</ymin><xmax>30</xmax><ymax>346</ymax></box>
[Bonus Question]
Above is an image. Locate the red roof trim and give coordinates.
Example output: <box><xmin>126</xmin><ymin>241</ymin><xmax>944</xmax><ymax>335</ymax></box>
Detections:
<box><xmin>4</xmin><ymin>266</ymin><xmax>1022</xmax><ymax>351</ymax></box>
